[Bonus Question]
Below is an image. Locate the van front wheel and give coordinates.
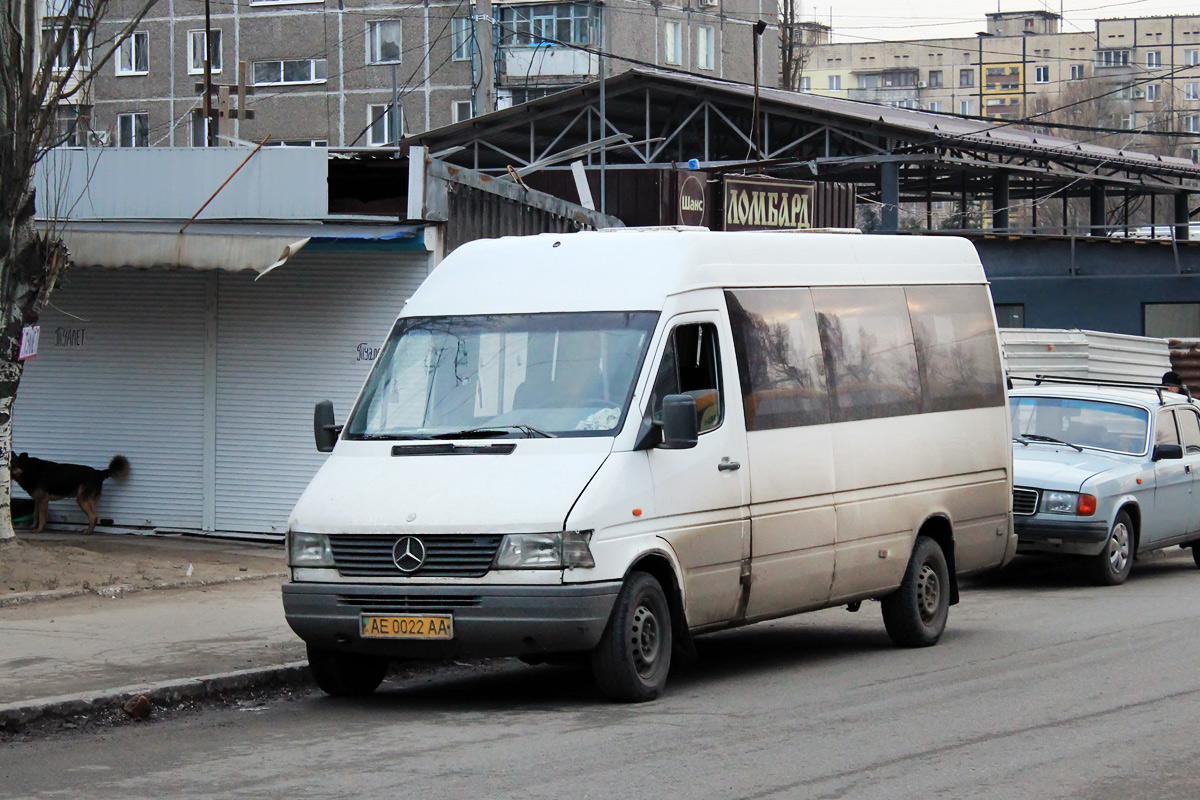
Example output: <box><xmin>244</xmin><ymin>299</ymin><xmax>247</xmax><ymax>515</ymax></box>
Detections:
<box><xmin>307</xmin><ymin>644</ymin><xmax>388</xmax><ymax>696</ymax></box>
<box><xmin>591</xmin><ymin>572</ymin><xmax>673</xmax><ymax>702</ymax></box>
<box><xmin>881</xmin><ymin>536</ymin><xmax>950</xmax><ymax>648</ymax></box>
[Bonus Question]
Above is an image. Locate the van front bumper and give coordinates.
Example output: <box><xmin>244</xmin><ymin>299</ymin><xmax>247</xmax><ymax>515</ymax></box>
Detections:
<box><xmin>282</xmin><ymin>581</ymin><xmax>622</xmax><ymax>660</ymax></box>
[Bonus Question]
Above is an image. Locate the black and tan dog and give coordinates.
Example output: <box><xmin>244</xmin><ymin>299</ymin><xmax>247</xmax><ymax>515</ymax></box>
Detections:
<box><xmin>11</xmin><ymin>453</ymin><xmax>131</xmax><ymax>534</ymax></box>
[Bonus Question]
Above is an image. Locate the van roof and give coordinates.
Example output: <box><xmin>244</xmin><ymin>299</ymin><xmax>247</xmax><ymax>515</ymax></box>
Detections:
<box><xmin>405</xmin><ymin>230</ymin><xmax>988</xmax><ymax>316</ymax></box>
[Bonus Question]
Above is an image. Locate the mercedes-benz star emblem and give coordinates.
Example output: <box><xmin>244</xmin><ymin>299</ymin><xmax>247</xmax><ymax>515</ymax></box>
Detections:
<box><xmin>393</xmin><ymin>536</ymin><xmax>426</xmax><ymax>573</ymax></box>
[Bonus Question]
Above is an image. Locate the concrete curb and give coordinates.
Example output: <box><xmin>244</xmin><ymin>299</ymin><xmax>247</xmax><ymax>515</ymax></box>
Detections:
<box><xmin>0</xmin><ymin>572</ymin><xmax>288</xmax><ymax>609</ymax></box>
<box><xmin>0</xmin><ymin>661</ymin><xmax>312</xmax><ymax>732</ymax></box>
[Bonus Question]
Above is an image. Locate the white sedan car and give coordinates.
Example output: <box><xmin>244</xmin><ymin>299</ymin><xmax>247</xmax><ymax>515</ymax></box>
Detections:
<box><xmin>1010</xmin><ymin>380</ymin><xmax>1200</xmax><ymax>585</ymax></box>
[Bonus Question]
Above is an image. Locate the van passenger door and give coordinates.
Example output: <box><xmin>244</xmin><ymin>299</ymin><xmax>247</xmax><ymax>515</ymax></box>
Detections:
<box><xmin>645</xmin><ymin>315</ymin><xmax>750</xmax><ymax>628</ymax></box>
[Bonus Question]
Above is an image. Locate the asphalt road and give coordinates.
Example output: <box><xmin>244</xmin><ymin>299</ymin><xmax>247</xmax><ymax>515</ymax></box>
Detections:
<box><xmin>6</xmin><ymin>551</ymin><xmax>1200</xmax><ymax>800</ymax></box>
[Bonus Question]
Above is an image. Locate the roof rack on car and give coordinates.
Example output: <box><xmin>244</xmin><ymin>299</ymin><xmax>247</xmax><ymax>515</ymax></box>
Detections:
<box><xmin>1008</xmin><ymin>374</ymin><xmax>1193</xmax><ymax>405</ymax></box>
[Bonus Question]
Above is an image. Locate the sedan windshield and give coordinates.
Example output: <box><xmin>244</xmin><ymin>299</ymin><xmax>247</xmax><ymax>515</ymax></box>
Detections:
<box><xmin>345</xmin><ymin>312</ymin><xmax>659</xmax><ymax>439</ymax></box>
<box><xmin>1010</xmin><ymin>396</ymin><xmax>1149</xmax><ymax>455</ymax></box>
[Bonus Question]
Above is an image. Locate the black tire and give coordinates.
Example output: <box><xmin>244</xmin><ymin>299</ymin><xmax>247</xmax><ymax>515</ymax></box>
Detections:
<box><xmin>1192</xmin><ymin>543</ymin><xmax>1200</xmax><ymax>570</ymax></box>
<box><xmin>307</xmin><ymin>644</ymin><xmax>388</xmax><ymax>697</ymax></box>
<box><xmin>881</xmin><ymin>536</ymin><xmax>950</xmax><ymax>648</ymax></box>
<box><xmin>1091</xmin><ymin>510</ymin><xmax>1134</xmax><ymax>586</ymax></box>
<box><xmin>591</xmin><ymin>572</ymin><xmax>673</xmax><ymax>702</ymax></box>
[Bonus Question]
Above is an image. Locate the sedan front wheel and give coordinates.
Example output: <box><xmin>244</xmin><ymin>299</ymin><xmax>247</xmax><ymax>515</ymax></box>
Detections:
<box><xmin>1091</xmin><ymin>510</ymin><xmax>1133</xmax><ymax>586</ymax></box>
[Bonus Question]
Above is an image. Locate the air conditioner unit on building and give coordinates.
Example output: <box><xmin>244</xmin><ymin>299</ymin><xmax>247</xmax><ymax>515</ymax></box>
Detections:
<box><xmin>88</xmin><ymin>131</ymin><xmax>110</xmax><ymax>147</ymax></box>
<box><xmin>1133</xmin><ymin>89</ymin><xmax>1146</xmax><ymax>99</ymax></box>
<box><xmin>917</xmin><ymin>80</ymin><xmax>927</xmax><ymax>88</ymax></box>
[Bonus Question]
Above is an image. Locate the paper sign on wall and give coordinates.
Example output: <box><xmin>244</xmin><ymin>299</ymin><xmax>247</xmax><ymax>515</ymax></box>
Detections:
<box><xmin>18</xmin><ymin>326</ymin><xmax>39</xmax><ymax>361</ymax></box>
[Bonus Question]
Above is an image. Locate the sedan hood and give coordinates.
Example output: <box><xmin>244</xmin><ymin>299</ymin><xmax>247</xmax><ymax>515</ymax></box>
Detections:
<box><xmin>289</xmin><ymin>438</ymin><xmax>612</xmax><ymax>534</ymax></box>
<box><xmin>1012</xmin><ymin>445</ymin><xmax>1129</xmax><ymax>491</ymax></box>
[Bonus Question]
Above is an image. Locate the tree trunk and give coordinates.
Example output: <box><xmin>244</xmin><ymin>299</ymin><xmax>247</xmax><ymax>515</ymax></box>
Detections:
<box><xmin>0</xmin><ymin>184</ymin><xmax>69</xmax><ymax>541</ymax></box>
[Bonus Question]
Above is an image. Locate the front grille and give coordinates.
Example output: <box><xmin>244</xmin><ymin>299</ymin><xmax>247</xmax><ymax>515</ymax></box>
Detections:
<box><xmin>329</xmin><ymin>534</ymin><xmax>503</xmax><ymax>578</ymax></box>
<box><xmin>1013</xmin><ymin>487</ymin><xmax>1040</xmax><ymax>516</ymax></box>
<box><xmin>338</xmin><ymin>594</ymin><xmax>482</xmax><ymax>613</ymax></box>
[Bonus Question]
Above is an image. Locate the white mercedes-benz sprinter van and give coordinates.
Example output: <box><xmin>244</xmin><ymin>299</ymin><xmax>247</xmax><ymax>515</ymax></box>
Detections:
<box><xmin>283</xmin><ymin>228</ymin><xmax>1015</xmax><ymax>702</ymax></box>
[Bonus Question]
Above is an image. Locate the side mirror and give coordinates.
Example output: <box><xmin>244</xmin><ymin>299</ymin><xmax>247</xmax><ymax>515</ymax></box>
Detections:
<box><xmin>314</xmin><ymin>400</ymin><xmax>341</xmax><ymax>453</ymax></box>
<box><xmin>659</xmin><ymin>394</ymin><xmax>699</xmax><ymax>450</ymax></box>
<box><xmin>1153</xmin><ymin>443</ymin><xmax>1183</xmax><ymax>461</ymax></box>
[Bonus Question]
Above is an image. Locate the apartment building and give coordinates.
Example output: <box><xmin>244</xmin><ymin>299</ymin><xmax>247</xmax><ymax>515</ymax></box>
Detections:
<box><xmin>787</xmin><ymin>9</ymin><xmax>1200</xmax><ymax>160</ymax></box>
<box><xmin>52</xmin><ymin>0</ymin><xmax>769</xmax><ymax>149</ymax></box>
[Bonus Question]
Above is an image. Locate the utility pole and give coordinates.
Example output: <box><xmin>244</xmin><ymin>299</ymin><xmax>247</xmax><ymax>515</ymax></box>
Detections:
<box><xmin>195</xmin><ymin>61</ymin><xmax>255</xmax><ymax>145</ymax></box>
<box><xmin>475</xmin><ymin>0</ymin><xmax>495</xmax><ymax>114</ymax></box>
<box><xmin>598</xmin><ymin>0</ymin><xmax>605</xmax><ymax>213</ymax></box>
<box><xmin>203</xmin><ymin>0</ymin><xmax>213</xmax><ymax>146</ymax></box>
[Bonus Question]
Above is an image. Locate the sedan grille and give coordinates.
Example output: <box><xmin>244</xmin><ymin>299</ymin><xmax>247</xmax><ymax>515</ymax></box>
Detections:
<box><xmin>329</xmin><ymin>535</ymin><xmax>503</xmax><ymax>578</ymax></box>
<box><xmin>1013</xmin><ymin>487</ymin><xmax>1040</xmax><ymax>516</ymax></box>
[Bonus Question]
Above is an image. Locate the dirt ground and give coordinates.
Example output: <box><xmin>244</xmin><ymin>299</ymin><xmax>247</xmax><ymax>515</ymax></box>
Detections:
<box><xmin>0</xmin><ymin>528</ymin><xmax>287</xmax><ymax>603</ymax></box>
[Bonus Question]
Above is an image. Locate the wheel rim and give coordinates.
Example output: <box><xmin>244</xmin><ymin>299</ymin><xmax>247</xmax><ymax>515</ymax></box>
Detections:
<box><xmin>1108</xmin><ymin>522</ymin><xmax>1131</xmax><ymax>574</ymax></box>
<box><xmin>915</xmin><ymin>563</ymin><xmax>941</xmax><ymax>623</ymax></box>
<box><xmin>629</xmin><ymin>601</ymin><xmax>661</xmax><ymax>678</ymax></box>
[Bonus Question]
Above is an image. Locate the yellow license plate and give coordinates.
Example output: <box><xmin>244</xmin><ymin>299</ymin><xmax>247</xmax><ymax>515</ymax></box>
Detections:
<box><xmin>360</xmin><ymin>614</ymin><xmax>454</xmax><ymax>640</ymax></box>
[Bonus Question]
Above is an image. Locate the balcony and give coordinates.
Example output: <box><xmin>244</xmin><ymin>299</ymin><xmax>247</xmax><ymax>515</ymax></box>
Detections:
<box><xmin>501</xmin><ymin>45</ymin><xmax>598</xmax><ymax>83</ymax></box>
<box><xmin>848</xmin><ymin>86</ymin><xmax>921</xmax><ymax>104</ymax></box>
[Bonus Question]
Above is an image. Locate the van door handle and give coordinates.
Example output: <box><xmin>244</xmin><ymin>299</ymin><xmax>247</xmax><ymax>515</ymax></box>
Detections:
<box><xmin>718</xmin><ymin>458</ymin><xmax>741</xmax><ymax>472</ymax></box>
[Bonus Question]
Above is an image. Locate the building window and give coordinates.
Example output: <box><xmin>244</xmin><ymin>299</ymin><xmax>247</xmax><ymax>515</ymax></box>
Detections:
<box><xmin>367</xmin><ymin>103</ymin><xmax>401</xmax><ymax>146</ymax></box>
<box><xmin>696</xmin><ymin>25</ymin><xmax>714</xmax><ymax>71</ymax></box>
<box><xmin>663</xmin><ymin>21</ymin><xmax>681</xmax><ymax>65</ymax></box>
<box><xmin>927</xmin><ymin>69</ymin><xmax>942</xmax><ymax>88</ymax></box>
<box><xmin>1034</xmin><ymin>65</ymin><xmax>1049</xmax><ymax>83</ymax></box>
<box><xmin>799</xmin><ymin>76</ymin><xmax>810</xmax><ymax>92</ymax></box>
<box><xmin>1096</xmin><ymin>49</ymin><xmax>1129</xmax><ymax>67</ymax></box>
<box><xmin>54</xmin><ymin>105</ymin><xmax>87</xmax><ymax>147</ymax></box>
<box><xmin>188</xmin><ymin>29</ymin><xmax>221</xmax><ymax>75</ymax></box>
<box><xmin>1070</xmin><ymin>64</ymin><xmax>1084</xmax><ymax>80</ymax></box>
<box><xmin>42</xmin><ymin>21</ymin><xmax>91</xmax><ymax>71</ymax></box>
<box><xmin>1146</xmin><ymin>304</ymin><xmax>1200</xmax><ymax>337</ymax></box>
<box><xmin>959</xmin><ymin>68</ymin><xmax>974</xmax><ymax>87</ymax></box>
<box><xmin>959</xmin><ymin>99</ymin><xmax>974</xmax><ymax>115</ymax></box>
<box><xmin>1147</xmin><ymin>83</ymin><xmax>1159</xmax><ymax>101</ymax></box>
<box><xmin>253</xmin><ymin>58</ymin><xmax>327</xmax><ymax>85</ymax></box>
<box><xmin>1146</xmin><ymin>50</ymin><xmax>1162</xmax><ymax>68</ymax></box>
<box><xmin>828</xmin><ymin>74</ymin><xmax>841</xmax><ymax>90</ymax></box>
<box><xmin>191</xmin><ymin>109</ymin><xmax>207</xmax><ymax>147</ymax></box>
<box><xmin>452</xmin><ymin>99</ymin><xmax>473</xmax><ymax>123</ymax></box>
<box><xmin>115</xmin><ymin>30</ymin><xmax>148</xmax><ymax>76</ymax></box>
<box><xmin>1120</xmin><ymin>113</ymin><xmax>1135</xmax><ymax>129</ymax></box>
<box><xmin>266</xmin><ymin>139</ymin><xmax>329</xmax><ymax>147</ymax></box>
<box><xmin>1186</xmin><ymin>83</ymin><xmax>1199</xmax><ymax>101</ymax></box>
<box><xmin>368</xmin><ymin>20</ymin><xmax>402</xmax><ymax>64</ymax></box>
<box><xmin>452</xmin><ymin>17</ymin><xmax>472</xmax><ymax>61</ymax></box>
<box><xmin>498</xmin><ymin>3</ymin><xmax>593</xmax><ymax>47</ymax></box>
<box><xmin>995</xmin><ymin>304</ymin><xmax>1024</xmax><ymax>329</ymax></box>
<box><xmin>927</xmin><ymin>100</ymin><xmax>942</xmax><ymax>112</ymax></box>
<box><xmin>1187</xmin><ymin>50</ymin><xmax>1200</xmax><ymax>67</ymax></box>
<box><xmin>117</xmin><ymin>112</ymin><xmax>149</xmax><ymax>147</ymax></box>
<box><xmin>1186</xmin><ymin>115</ymin><xmax>1199</xmax><ymax>134</ymax></box>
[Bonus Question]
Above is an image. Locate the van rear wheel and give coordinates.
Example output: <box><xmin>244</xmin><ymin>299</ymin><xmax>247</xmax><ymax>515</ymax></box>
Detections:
<box><xmin>881</xmin><ymin>536</ymin><xmax>950</xmax><ymax>648</ymax></box>
<box><xmin>591</xmin><ymin>572</ymin><xmax>672</xmax><ymax>702</ymax></box>
<box><xmin>307</xmin><ymin>644</ymin><xmax>388</xmax><ymax>696</ymax></box>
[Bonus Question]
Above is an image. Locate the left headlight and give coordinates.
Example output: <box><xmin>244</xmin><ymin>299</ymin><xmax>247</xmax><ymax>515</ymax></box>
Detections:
<box><xmin>1041</xmin><ymin>491</ymin><xmax>1097</xmax><ymax>516</ymax></box>
<box><xmin>494</xmin><ymin>531</ymin><xmax>595</xmax><ymax>570</ymax></box>
<box><xmin>288</xmin><ymin>532</ymin><xmax>334</xmax><ymax>566</ymax></box>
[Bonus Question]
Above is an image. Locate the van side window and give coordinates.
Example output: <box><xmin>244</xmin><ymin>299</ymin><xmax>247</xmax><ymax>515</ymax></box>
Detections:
<box><xmin>650</xmin><ymin>323</ymin><xmax>723</xmax><ymax>433</ymax></box>
<box><xmin>905</xmin><ymin>285</ymin><xmax>1005</xmax><ymax>413</ymax></box>
<box><xmin>811</xmin><ymin>287</ymin><xmax>921</xmax><ymax>422</ymax></box>
<box><xmin>726</xmin><ymin>289</ymin><xmax>830</xmax><ymax>431</ymax></box>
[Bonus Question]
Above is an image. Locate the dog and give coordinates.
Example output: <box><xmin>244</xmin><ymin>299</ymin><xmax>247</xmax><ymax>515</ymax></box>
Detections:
<box><xmin>10</xmin><ymin>453</ymin><xmax>131</xmax><ymax>534</ymax></box>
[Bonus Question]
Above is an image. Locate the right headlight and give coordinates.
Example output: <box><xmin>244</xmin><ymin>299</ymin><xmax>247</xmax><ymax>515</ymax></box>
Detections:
<box><xmin>494</xmin><ymin>531</ymin><xmax>595</xmax><ymax>570</ymax></box>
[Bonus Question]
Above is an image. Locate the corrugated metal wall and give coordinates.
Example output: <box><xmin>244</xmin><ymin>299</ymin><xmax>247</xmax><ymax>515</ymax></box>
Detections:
<box><xmin>14</xmin><ymin>269</ymin><xmax>208</xmax><ymax>529</ymax></box>
<box><xmin>445</xmin><ymin>182</ymin><xmax>588</xmax><ymax>254</ymax></box>
<box><xmin>214</xmin><ymin>249</ymin><xmax>430</xmax><ymax>533</ymax></box>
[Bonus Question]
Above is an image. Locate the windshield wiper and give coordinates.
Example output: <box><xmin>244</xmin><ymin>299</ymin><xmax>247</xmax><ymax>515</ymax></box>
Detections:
<box><xmin>1018</xmin><ymin>433</ymin><xmax>1083</xmax><ymax>452</ymax></box>
<box><xmin>356</xmin><ymin>433</ymin><xmax>436</xmax><ymax>441</ymax></box>
<box><xmin>440</xmin><ymin>424</ymin><xmax>557</xmax><ymax>440</ymax></box>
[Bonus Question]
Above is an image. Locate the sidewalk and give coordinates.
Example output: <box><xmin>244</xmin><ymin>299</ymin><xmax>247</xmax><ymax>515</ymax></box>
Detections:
<box><xmin>0</xmin><ymin>531</ymin><xmax>309</xmax><ymax>732</ymax></box>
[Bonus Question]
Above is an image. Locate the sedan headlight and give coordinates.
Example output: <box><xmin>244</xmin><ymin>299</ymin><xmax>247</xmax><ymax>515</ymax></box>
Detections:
<box><xmin>289</xmin><ymin>532</ymin><xmax>334</xmax><ymax>566</ymax></box>
<box><xmin>494</xmin><ymin>531</ymin><xmax>595</xmax><ymax>570</ymax></box>
<box><xmin>1041</xmin><ymin>492</ymin><xmax>1097</xmax><ymax>516</ymax></box>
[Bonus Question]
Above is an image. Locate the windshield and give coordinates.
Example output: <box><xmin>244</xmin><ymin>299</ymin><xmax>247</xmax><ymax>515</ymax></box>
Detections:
<box><xmin>344</xmin><ymin>312</ymin><xmax>659</xmax><ymax>439</ymax></box>
<box><xmin>1009</xmin><ymin>396</ymin><xmax>1149</xmax><ymax>455</ymax></box>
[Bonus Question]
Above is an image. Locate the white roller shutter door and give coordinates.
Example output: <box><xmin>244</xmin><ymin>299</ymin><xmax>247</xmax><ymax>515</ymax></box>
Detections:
<box><xmin>214</xmin><ymin>249</ymin><xmax>430</xmax><ymax>533</ymax></box>
<box><xmin>13</xmin><ymin>269</ymin><xmax>208</xmax><ymax>529</ymax></box>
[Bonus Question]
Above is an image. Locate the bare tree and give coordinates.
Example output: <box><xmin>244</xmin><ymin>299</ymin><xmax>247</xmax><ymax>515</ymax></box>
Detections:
<box><xmin>0</xmin><ymin>0</ymin><xmax>157</xmax><ymax>543</ymax></box>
